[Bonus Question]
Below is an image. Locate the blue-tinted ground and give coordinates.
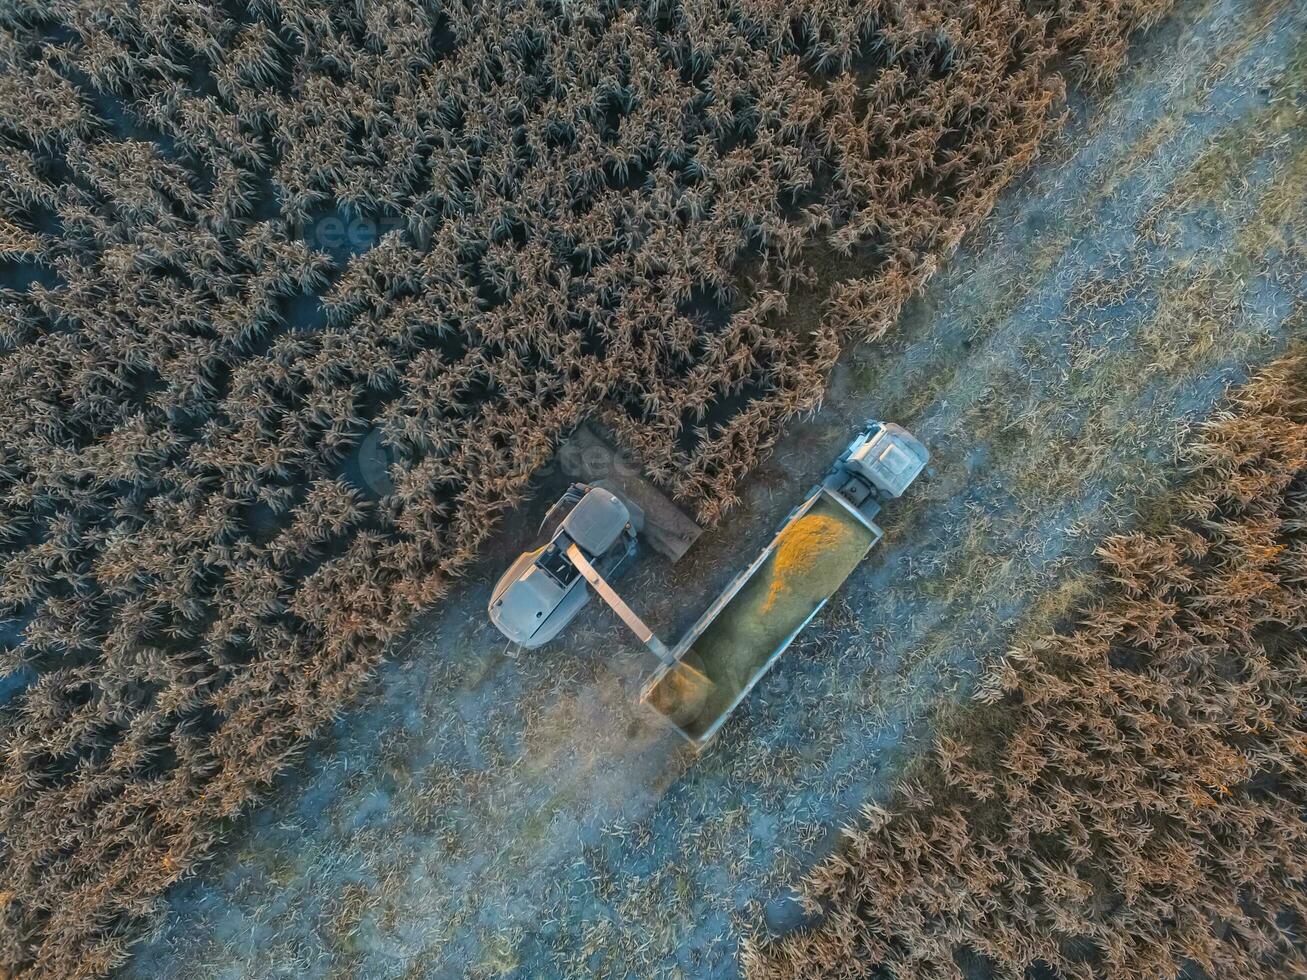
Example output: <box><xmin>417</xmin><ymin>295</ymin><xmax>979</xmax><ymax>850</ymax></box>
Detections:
<box><xmin>122</xmin><ymin>0</ymin><xmax>1307</xmax><ymax>976</ymax></box>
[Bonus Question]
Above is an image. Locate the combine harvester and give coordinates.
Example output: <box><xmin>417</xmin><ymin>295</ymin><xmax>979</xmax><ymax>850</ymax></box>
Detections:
<box><xmin>489</xmin><ymin>422</ymin><xmax>928</xmax><ymax>749</ymax></box>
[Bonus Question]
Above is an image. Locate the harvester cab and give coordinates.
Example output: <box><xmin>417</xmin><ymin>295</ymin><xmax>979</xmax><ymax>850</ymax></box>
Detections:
<box><xmin>488</xmin><ymin>484</ymin><xmax>643</xmax><ymax>649</ymax></box>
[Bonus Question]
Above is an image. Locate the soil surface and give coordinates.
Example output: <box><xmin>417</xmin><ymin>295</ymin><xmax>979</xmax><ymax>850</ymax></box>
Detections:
<box><xmin>121</xmin><ymin>0</ymin><xmax>1307</xmax><ymax>976</ymax></box>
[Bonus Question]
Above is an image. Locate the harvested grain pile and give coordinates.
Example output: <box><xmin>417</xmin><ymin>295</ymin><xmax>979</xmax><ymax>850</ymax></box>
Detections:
<box><xmin>0</xmin><ymin>0</ymin><xmax>1173</xmax><ymax>974</ymax></box>
<box><xmin>744</xmin><ymin>356</ymin><xmax>1307</xmax><ymax>978</ymax></box>
<box><xmin>646</xmin><ymin>651</ymin><xmax>714</xmax><ymax>728</ymax></box>
<box><xmin>763</xmin><ymin>511</ymin><xmax>869</xmax><ymax>614</ymax></box>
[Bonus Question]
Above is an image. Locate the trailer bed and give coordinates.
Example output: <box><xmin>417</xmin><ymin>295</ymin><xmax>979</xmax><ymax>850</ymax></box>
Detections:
<box><xmin>642</xmin><ymin>489</ymin><xmax>881</xmax><ymax>746</ymax></box>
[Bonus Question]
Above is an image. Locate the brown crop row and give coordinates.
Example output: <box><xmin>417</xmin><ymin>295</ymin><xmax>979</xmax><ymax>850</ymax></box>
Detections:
<box><xmin>0</xmin><ymin>0</ymin><xmax>1170</xmax><ymax>974</ymax></box>
<box><xmin>744</xmin><ymin>356</ymin><xmax>1307</xmax><ymax>978</ymax></box>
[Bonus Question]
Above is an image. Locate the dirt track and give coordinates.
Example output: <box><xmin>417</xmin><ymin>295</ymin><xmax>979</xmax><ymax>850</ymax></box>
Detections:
<box><xmin>122</xmin><ymin>0</ymin><xmax>1306</xmax><ymax>976</ymax></box>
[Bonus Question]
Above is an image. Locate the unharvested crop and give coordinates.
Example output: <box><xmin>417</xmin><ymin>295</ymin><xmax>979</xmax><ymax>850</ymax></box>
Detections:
<box><xmin>0</xmin><ymin>0</ymin><xmax>1171</xmax><ymax>974</ymax></box>
<box><xmin>745</xmin><ymin>356</ymin><xmax>1307</xmax><ymax>978</ymax></box>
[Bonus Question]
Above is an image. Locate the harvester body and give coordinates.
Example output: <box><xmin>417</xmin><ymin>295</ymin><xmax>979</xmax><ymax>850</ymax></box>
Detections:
<box><xmin>488</xmin><ymin>485</ymin><xmax>641</xmax><ymax>648</ymax></box>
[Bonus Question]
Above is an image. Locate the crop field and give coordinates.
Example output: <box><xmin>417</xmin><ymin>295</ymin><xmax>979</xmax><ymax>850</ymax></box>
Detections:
<box><xmin>1</xmin><ymin>0</ymin><xmax>1304</xmax><ymax>977</ymax></box>
<box><xmin>747</xmin><ymin>356</ymin><xmax>1307</xmax><ymax>979</ymax></box>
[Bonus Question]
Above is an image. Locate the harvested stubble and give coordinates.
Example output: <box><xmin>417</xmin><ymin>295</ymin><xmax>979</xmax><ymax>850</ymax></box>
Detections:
<box><xmin>0</xmin><ymin>0</ymin><xmax>1172</xmax><ymax>975</ymax></box>
<box><xmin>744</xmin><ymin>355</ymin><xmax>1307</xmax><ymax>979</ymax></box>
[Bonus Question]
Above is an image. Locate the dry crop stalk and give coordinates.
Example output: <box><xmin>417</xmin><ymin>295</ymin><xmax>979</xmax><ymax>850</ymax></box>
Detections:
<box><xmin>0</xmin><ymin>0</ymin><xmax>1176</xmax><ymax>973</ymax></box>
